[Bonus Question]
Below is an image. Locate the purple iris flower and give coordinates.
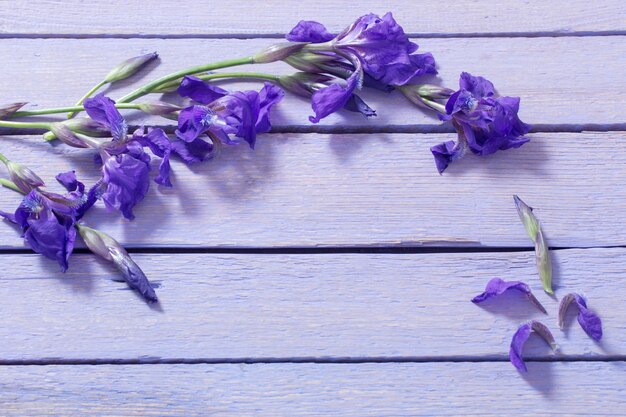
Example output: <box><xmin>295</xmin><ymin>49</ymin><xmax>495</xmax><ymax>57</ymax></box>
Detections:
<box><xmin>431</xmin><ymin>72</ymin><xmax>531</xmax><ymax>173</ymax></box>
<box><xmin>0</xmin><ymin>171</ymin><xmax>95</xmax><ymax>271</ymax></box>
<box><xmin>286</xmin><ymin>13</ymin><xmax>436</xmax><ymax>123</ymax></box>
<box><xmin>84</xmin><ymin>94</ymin><xmax>128</xmax><ymax>142</ymax></box>
<box><xmin>558</xmin><ymin>293</ymin><xmax>602</xmax><ymax>341</ymax></box>
<box><xmin>472</xmin><ymin>278</ymin><xmax>546</xmax><ymax>314</ymax></box>
<box><xmin>177</xmin><ymin>76</ymin><xmax>284</xmax><ymax>149</ymax></box>
<box><xmin>509</xmin><ymin>320</ymin><xmax>558</xmax><ymax>372</ymax></box>
<box><xmin>84</xmin><ymin>95</ymin><xmax>175</xmax><ymax>219</ymax></box>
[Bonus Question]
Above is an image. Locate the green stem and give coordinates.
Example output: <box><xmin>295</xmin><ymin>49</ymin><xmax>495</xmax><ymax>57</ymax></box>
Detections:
<box><xmin>155</xmin><ymin>71</ymin><xmax>281</xmax><ymax>92</ymax></box>
<box><xmin>0</xmin><ymin>178</ymin><xmax>21</xmax><ymax>194</ymax></box>
<box><xmin>0</xmin><ymin>120</ymin><xmax>52</xmax><ymax>130</ymax></box>
<box><xmin>117</xmin><ymin>56</ymin><xmax>255</xmax><ymax>103</ymax></box>
<box><xmin>12</xmin><ymin>103</ymin><xmax>141</xmax><ymax>118</ymax></box>
<box><xmin>0</xmin><ymin>151</ymin><xmax>7</xmax><ymax>164</ymax></box>
<box><xmin>67</xmin><ymin>79</ymin><xmax>108</xmax><ymax>118</ymax></box>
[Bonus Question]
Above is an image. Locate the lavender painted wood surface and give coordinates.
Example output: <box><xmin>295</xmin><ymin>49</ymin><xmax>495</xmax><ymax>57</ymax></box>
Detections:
<box><xmin>1</xmin><ymin>1</ymin><xmax>625</xmax><ymax>415</ymax></box>
<box><xmin>0</xmin><ymin>249</ymin><xmax>623</xmax><ymax>361</ymax></box>
<box><xmin>2</xmin><ymin>363</ymin><xmax>625</xmax><ymax>416</ymax></box>
<box><xmin>1</xmin><ymin>132</ymin><xmax>626</xmax><ymax>249</ymax></box>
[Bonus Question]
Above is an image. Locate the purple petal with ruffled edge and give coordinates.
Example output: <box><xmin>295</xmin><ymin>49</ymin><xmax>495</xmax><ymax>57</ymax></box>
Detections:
<box><xmin>558</xmin><ymin>293</ymin><xmax>602</xmax><ymax>341</ymax></box>
<box><xmin>309</xmin><ymin>70</ymin><xmax>359</xmax><ymax>123</ymax></box>
<box><xmin>286</xmin><ymin>20</ymin><xmax>334</xmax><ymax>43</ymax></box>
<box><xmin>175</xmin><ymin>105</ymin><xmax>214</xmax><ymax>143</ymax></box>
<box><xmin>178</xmin><ymin>76</ymin><xmax>228</xmax><ymax>104</ymax></box>
<box><xmin>255</xmin><ymin>82</ymin><xmax>285</xmax><ymax>133</ymax></box>
<box><xmin>171</xmin><ymin>137</ymin><xmax>215</xmax><ymax>164</ymax></box>
<box><xmin>509</xmin><ymin>321</ymin><xmax>558</xmax><ymax>372</ymax></box>
<box><xmin>472</xmin><ymin>277</ymin><xmax>546</xmax><ymax>313</ymax></box>
<box><xmin>101</xmin><ymin>153</ymin><xmax>150</xmax><ymax>220</ymax></box>
<box><xmin>133</xmin><ymin>128</ymin><xmax>173</xmax><ymax>187</ymax></box>
<box><xmin>24</xmin><ymin>209</ymin><xmax>76</xmax><ymax>272</ymax></box>
<box><xmin>55</xmin><ymin>171</ymin><xmax>80</xmax><ymax>192</ymax></box>
<box><xmin>83</xmin><ymin>94</ymin><xmax>128</xmax><ymax>142</ymax></box>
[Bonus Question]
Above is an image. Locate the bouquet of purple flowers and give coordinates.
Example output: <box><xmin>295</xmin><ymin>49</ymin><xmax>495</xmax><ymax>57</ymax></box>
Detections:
<box><xmin>2</xmin><ymin>13</ymin><xmax>554</xmax><ymax>363</ymax></box>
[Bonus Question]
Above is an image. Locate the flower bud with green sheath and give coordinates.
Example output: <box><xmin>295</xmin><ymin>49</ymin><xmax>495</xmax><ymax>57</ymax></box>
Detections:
<box><xmin>514</xmin><ymin>195</ymin><xmax>553</xmax><ymax>294</ymax></box>
<box><xmin>0</xmin><ymin>102</ymin><xmax>27</xmax><ymax>119</ymax></box>
<box><xmin>0</xmin><ymin>154</ymin><xmax>45</xmax><ymax>194</ymax></box>
<box><xmin>77</xmin><ymin>224</ymin><xmax>158</xmax><ymax>303</ymax></box>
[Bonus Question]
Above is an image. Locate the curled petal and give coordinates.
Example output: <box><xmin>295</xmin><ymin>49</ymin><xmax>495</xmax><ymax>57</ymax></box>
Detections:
<box><xmin>83</xmin><ymin>94</ymin><xmax>128</xmax><ymax>142</ymax></box>
<box><xmin>286</xmin><ymin>20</ymin><xmax>334</xmax><ymax>43</ymax></box>
<box><xmin>101</xmin><ymin>153</ymin><xmax>151</xmax><ymax>220</ymax></box>
<box><xmin>472</xmin><ymin>278</ymin><xmax>546</xmax><ymax>314</ymax></box>
<box><xmin>558</xmin><ymin>293</ymin><xmax>602</xmax><ymax>341</ymax></box>
<box><xmin>255</xmin><ymin>82</ymin><xmax>285</xmax><ymax>134</ymax></box>
<box><xmin>509</xmin><ymin>320</ymin><xmax>558</xmax><ymax>372</ymax></box>
<box><xmin>171</xmin><ymin>137</ymin><xmax>215</xmax><ymax>164</ymax></box>
<box><xmin>309</xmin><ymin>70</ymin><xmax>359</xmax><ymax>123</ymax></box>
<box><xmin>344</xmin><ymin>94</ymin><xmax>376</xmax><ymax>118</ymax></box>
<box><xmin>430</xmin><ymin>140</ymin><xmax>466</xmax><ymax>174</ymax></box>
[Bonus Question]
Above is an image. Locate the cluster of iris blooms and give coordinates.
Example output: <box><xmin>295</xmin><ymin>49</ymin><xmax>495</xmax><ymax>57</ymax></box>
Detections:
<box><xmin>470</xmin><ymin>196</ymin><xmax>602</xmax><ymax>372</ymax></box>
<box><xmin>0</xmin><ymin>13</ymin><xmax>531</xmax><ymax>304</ymax></box>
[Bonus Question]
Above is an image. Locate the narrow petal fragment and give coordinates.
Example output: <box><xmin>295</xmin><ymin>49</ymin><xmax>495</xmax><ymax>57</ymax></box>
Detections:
<box><xmin>509</xmin><ymin>320</ymin><xmax>558</xmax><ymax>372</ymax></box>
<box><xmin>472</xmin><ymin>277</ymin><xmax>546</xmax><ymax>313</ymax></box>
<box><xmin>558</xmin><ymin>293</ymin><xmax>602</xmax><ymax>341</ymax></box>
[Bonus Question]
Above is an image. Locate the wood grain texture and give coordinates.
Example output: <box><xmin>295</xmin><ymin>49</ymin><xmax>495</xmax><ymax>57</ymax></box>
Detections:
<box><xmin>1</xmin><ymin>37</ymin><xmax>625</xmax><ymax>127</ymax></box>
<box><xmin>2</xmin><ymin>362</ymin><xmax>625</xmax><ymax>416</ymax></box>
<box><xmin>2</xmin><ymin>132</ymin><xmax>626</xmax><ymax>249</ymax></box>
<box><xmin>0</xmin><ymin>249</ymin><xmax>622</xmax><ymax>361</ymax></box>
<box><xmin>1</xmin><ymin>0</ymin><xmax>624</xmax><ymax>36</ymax></box>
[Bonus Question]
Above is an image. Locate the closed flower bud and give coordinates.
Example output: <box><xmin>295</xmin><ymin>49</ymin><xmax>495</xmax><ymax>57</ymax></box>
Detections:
<box><xmin>137</xmin><ymin>101</ymin><xmax>181</xmax><ymax>118</ymax></box>
<box><xmin>0</xmin><ymin>102</ymin><xmax>27</xmax><ymax>119</ymax></box>
<box><xmin>77</xmin><ymin>224</ymin><xmax>158</xmax><ymax>303</ymax></box>
<box><xmin>49</xmin><ymin>123</ymin><xmax>101</xmax><ymax>148</ymax></box>
<box><xmin>513</xmin><ymin>195</ymin><xmax>552</xmax><ymax>294</ymax></box>
<box><xmin>253</xmin><ymin>42</ymin><xmax>307</xmax><ymax>64</ymax></box>
<box><xmin>405</xmin><ymin>84</ymin><xmax>455</xmax><ymax>100</ymax></box>
<box><xmin>283</xmin><ymin>51</ymin><xmax>337</xmax><ymax>72</ymax></box>
<box><xmin>278</xmin><ymin>72</ymin><xmax>334</xmax><ymax>97</ymax></box>
<box><xmin>5</xmin><ymin>160</ymin><xmax>45</xmax><ymax>193</ymax></box>
<box><xmin>104</xmin><ymin>52</ymin><xmax>159</xmax><ymax>83</ymax></box>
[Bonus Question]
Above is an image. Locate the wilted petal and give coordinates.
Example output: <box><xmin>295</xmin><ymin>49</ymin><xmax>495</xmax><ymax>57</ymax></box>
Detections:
<box><xmin>558</xmin><ymin>293</ymin><xmax>602</xmax><ymax>341</ymax></box>
<box><xmin>255</xmin><ymin>82</ymin><xmax>285</xmax><ymax>133</ymax></box>
<box><xmin>344</xmin><ymin>94</ymin><xmax>376</xmax><ymax>118</ymax></box>
<box><xmin>286</xmin><ymin>20</ymin><xmax>334</xmax><ymax>43</ymax></box>
<box><xmin>509</xmin><ymin>320</ymin><xmax>558</xmax><ymax>372</ymax></box>
<box><xmin>171</xmin><ymin>137</ymin><xmax>215</xmax><ymax>164</ymax></box>
<box><xmin>24</xmin><ymin>209</ymin><xmax>76</xmax><ymax>272</ymax></box>
<box><xmin>101</xmin><ymin>153</ymin><xmax>150</xmax><ymax>220</ymax></box>
<box><xmin>472</xmin><ymin>277</ymin><xmax>546</xmax><ymax>313</ymax></box>
<box><xmin>430</xmin><ymin>140</ymin><xmax>465</xmax><ymax>174</ymax></box>
<box><xmin>309</xmin><ymin>70</ymin><xmax>359</xmax><ymax>123</ymax></box>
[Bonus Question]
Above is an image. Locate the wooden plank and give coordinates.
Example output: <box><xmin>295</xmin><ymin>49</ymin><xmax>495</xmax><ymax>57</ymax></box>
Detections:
<box><xmin>1</xmin><ymin>362</ymin><xmax>625</xmax><ymax>416</ymax></box>
<box><xmin>1</xmin><ymin>1</ymin><xmax>624</xmax><ymax>36</ymax></box>
<box><xmin>1</xmin><ymin>37</ymin><xmax>625</xmax><ymax>127</ymax></box>
<box><xmin>0</xmin><ymin>248</ymin><xmax>622</xmax><ymax>361</ymax></box>
<box><xmin>2</xmin><ymin>132</ymin><xmax>626</xmax><ymax>249</ymax></box>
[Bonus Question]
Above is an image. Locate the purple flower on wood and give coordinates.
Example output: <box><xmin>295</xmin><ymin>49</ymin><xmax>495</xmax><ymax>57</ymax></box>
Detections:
<box><xmin>0</xmin><ymin>171</ymin><xmax>95</xmax><ymax>271</ymax></box>
<box><xmin>84</xmin><ymin>94</ymin><xmax>128</xmax><ymax>142</ymax></box>
<box><xmin>510</xmin><ymin>320</ymin><xmax>558</xmax><ymax>372</ymax></box>
<box><xmin>558</xmin><ymin>293</ymin><xmax>602</xmax><ymax>341</ymax></box>
<box><xmin>286</xmin><ymin>13</ymin><xmax>436</xmax><ymax>123</ymax></box>
<box><xmin>431</xmin><ymin>72</ymin><xmax>530</xmax><ymax>173</ymax></box>
<box><xmin>177</xmin><ymin>77</ymin><xmax>284</xmax><ymax>149</ymax></box>
<box><xmin>472</xmin><ymin>278</ymin><xmax>546</xmax><ymax>313</ymax></box>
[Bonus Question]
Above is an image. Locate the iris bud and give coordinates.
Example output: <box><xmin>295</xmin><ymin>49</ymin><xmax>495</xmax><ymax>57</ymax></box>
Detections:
<box><xmin>77</xmin><ymin>224</ymin><xmax>158</xmax><ymax>303</ymax></box>
<box><xmin>103</xmin><ymin>52</ymin><xmax>158</xmax><ymax>83</ymax></box>
<box><xmin>137</xmin><ymin>101</ymin><xmax>181</xmax><ymax>120</ymax></box>
<box><xmin>0</xmin><ymin>102</ymin><xmax>27</xmax><ymax>119</ymax></box>
<box><xmin>278</xmin><ymin>72</ymin><xmax>334</xmax><ymax>97</ymax></box>
<box><xmin>5</xmin><ymin>160</ymin><xmax>45</xmax><ymax>193</ymax></box>
<box><xmin>253</xmin><ymin>42</ymin><xmax>307</xmax><ymax>64</ymax></box>
<box><xmin>49</xmin><ymin>123</ymin><xmax>98</xmax><ymax>148</ymax></box>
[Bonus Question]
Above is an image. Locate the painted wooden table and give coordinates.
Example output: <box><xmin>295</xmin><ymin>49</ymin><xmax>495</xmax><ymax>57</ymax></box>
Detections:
<box><xmin>1</xmin><ymin>1</ymin><xmax>625</xmax><ymax>415</ymax></box>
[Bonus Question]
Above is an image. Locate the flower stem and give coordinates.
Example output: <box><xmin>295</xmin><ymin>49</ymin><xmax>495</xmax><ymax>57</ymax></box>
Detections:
<box><xmin>67</xmin><ymin>79</ymin><xmax>108</xmax><ymax>118</ymax></box>
<box><xmin>12</xmin><ymin>103</ymin><xmax>142</xmax><ymax>118</ymax></box>
<box><xmin>154</xmin><ymin>71</ymin><xmax>281</xmax><ymax>93</ymax></box>
<box><xmin>0</xmin><ymin>151</ymin><xmax>8</xmax><ymax>164</ymax></box>
<box><xmin>0</xmin><ymin>120</ymin><xmax>53</xmax><ymax>130</ymax></box>
<box><xmin>117</xmin><ymin>56</ymin><xmax>255</xmax><ymax>103</ymax></box>
<box><xmin>0</xmin><ymin>178</ymin><xmax>21</xmax><ymax>193</ymax></box>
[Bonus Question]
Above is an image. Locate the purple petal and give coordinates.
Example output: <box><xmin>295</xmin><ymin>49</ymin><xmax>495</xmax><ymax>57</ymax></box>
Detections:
<box><xmin>23</xmin><ymin>208</ymin><xmax>76</xmax><ymax>272</ymax></box>
<box><xmin>171</xmin><ymin>137</ymin><xmax>215</xmax><ymax>164</ymax></box>
<box><xmin>459</xmin><ymin>72</ymin><xmax>495</xmax><ymax>98</ymax></box>
<box><xmin>286</xmin><ymin>20</ymin><xmax>334</xmax><ymax>43</ymax></box>
<box><xmin>559</xmin><ymin>293</ymin><xmax>602</xmax><ymax>341</ymax></box>
<box><xmin>255</xmin><ymin>82</ymin><xmax>285</xmax><ymax>134</ymax></box>
<box><xmin>155</xmin><ymin>151</ymin><xmax>172</xmax><ymax>187</ymax></box>
<box><xmin>55</xmin><ymin>171</ymin><xmax>81</xmax><ymax>192</ymax></box>
<box><xmin>509</xmin><ymin>321</ymin><xmax>557</xmax><ymax>373</ymax></box>
<box><xmin>430</xmin><ymin>140</ymin><xmax>466</xmax><ymax>174</ymax></box>
<box><xmin>132</xmin><ymin>127</ymin><xmax>171</xmax><ymax>158</ymax></box>
<box><xmin>175</xmin><ymin>105</ymin><xmax>214</xmax><ymax>143</ymax></box>
<box><xmin>472</xmin><ymin>277</ymin><xmax>546</xmax><ymax>313</ymax></box>
<box><xmin>0</xmin><ymin>210</ymin><xmax>17</xmax><ymax>224</ymax></box>
<box><xmin>178</xmin><ymin>76</ymin><xmax>228</xmax><ymax>104</ymax></box>
<box><xmin>101</xmin><ymin>153</ymin><xmax>151</xmax><ymax>220</ymax></box>
<box><xmin>83</xmin><ymin>94</ymin><xmax>128</xmax><ymax>142</ymax></box>
<box><xmin>309</xmin><ymin>71</ymin><xmax>359</xmax><ymax>123</ymax></box>
<box><xmin>344</xmin><ymin>94</ymin><xmax>376</xmax><ymax>118</ymax></box>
